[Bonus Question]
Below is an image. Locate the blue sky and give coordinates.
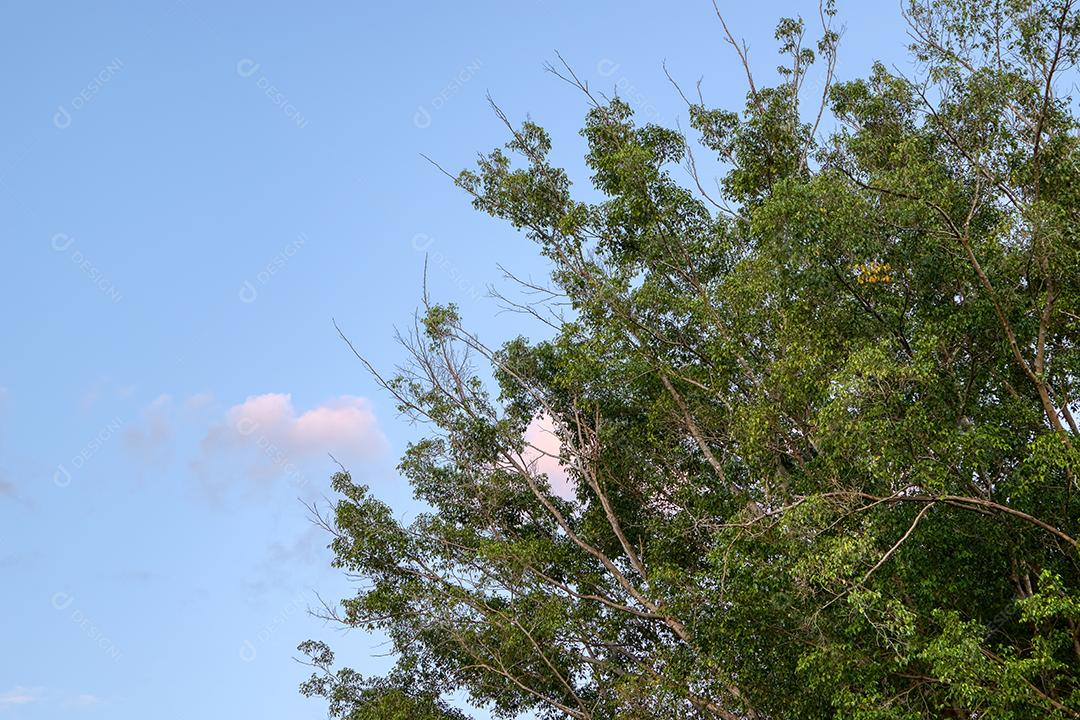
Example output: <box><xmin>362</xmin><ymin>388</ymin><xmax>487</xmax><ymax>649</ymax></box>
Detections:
<box><xmin>0</xmin><ymin>2</ymin><xmax>909</xmax><ymax>717</ymax></box>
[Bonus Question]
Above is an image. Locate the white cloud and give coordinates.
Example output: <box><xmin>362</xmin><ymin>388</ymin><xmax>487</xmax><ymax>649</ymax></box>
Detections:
<box><xmin>66</xmin><ymin>694</ymin><xmax>103</xmax><ymax>707</ymax></box>
<box><xmin>0</xmin><ymin>687</ymin><xmax>38</xmax><ymax>706</ymax></box>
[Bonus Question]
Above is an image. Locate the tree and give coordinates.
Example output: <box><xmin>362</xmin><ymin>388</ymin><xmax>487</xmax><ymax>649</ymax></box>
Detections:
<box><xmin>300</xmin><ymin>1</ymin><xmax>1080</xmax><ymax>717</ymax></box>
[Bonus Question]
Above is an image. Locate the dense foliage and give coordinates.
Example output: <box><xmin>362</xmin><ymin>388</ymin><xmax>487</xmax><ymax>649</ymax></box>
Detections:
<box><xmin>302</xmin><ymin>1</ymin><xmax>1080</xmax><ymax>717</ymax></box>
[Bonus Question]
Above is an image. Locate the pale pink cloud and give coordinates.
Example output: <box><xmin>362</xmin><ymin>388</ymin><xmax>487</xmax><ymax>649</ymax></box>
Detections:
<box><xmin>292</xmin><ymin>401</ymin><xmax>382</xmax><ymax>453</ymax></box>
<box><xmin>117</xmin><ymin>391</ymin><xmax>385</xmax><ymax>500</ymax></box>
<box><xmin>207</xmin><ymin>393</ymin><xmax>385</xmax><ymax>457</ymax></box>
<box><xmin>523</xmin><ymin>414</ymin><xmax>575</xmax><ymax>501</ymax></box>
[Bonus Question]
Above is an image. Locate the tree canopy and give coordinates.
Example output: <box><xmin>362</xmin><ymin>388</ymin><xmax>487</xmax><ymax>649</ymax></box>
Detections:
<box><xmin>301</xmin><ymin>1</ymin><xmax>1080</xmax><ymax>717</ymax></box>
